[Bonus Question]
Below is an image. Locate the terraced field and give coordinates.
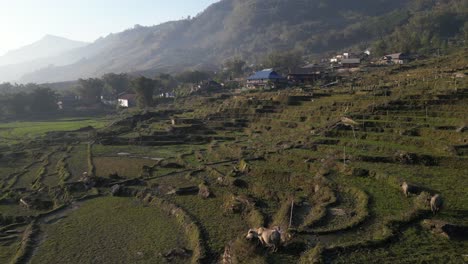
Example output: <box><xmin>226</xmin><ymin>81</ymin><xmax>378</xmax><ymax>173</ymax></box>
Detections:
<box><xmin>32</xmin><ymin>197</ymin><xmax>192</xmax><ymax>264</ymax></box>
<box><xmin>0</xmin><ymin>50</ymin><xmax>467</xmax><ymax>263</ymax></box>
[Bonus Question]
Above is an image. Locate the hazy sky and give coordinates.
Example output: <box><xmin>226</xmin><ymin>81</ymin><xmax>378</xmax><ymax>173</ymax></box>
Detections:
<box><xmin>0</xmin><ymin>0</ymin><xmax>219</xmax><ymax>56</ymax></box>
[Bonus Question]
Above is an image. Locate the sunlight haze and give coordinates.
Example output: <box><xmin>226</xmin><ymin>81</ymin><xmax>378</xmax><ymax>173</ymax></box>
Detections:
<box><xmin>0</xmin><ymin>0</ymin><xmax>219</xmax><ymax>55</ymax></box>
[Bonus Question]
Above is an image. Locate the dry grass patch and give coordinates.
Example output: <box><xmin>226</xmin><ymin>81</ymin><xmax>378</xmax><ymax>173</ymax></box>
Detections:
<box><xmin>94</xmin><ymin>157</ymin><xmax>158</xmax><ymax>178</ymax></box>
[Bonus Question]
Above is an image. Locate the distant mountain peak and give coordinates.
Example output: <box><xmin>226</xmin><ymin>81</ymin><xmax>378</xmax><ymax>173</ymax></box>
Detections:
<box><xmin>0</xmin><ymin>35</ymin><xmax>90</xmax><ymax>82</ymax></box>
<box><xmin>0</xmin><ymin>35</ymin><xmax>89</xmax><ymax>69</ymax></box>
<box><xmin>41</xmin><ymin>34</ymin><xmax>66</xmax><ymax>40</ymax></box>
<box><xmin>40</xmin><ymin>34</ymin><xmax>86</xmax><ymax>43</ymax></box>
<box><xmin>42</xmin><ymin>34</ymin><xmax>61</xmax><ymax>39</ymax></box>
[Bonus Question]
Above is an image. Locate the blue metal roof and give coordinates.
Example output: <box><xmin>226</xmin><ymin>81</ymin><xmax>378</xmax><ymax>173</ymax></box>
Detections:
<box><xmin>247</xmin><ymin>69</ymin><xmax>284</xmax><ymax>80</ymax></box>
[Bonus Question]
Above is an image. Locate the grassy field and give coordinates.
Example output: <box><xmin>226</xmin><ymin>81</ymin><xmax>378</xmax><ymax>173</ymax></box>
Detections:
<box><xmin>94</xmin><ymin>157</ymin><xmax>158</xmax><ymax>178</ymax></box>
<box><xmin>32</xmin><ymin>197</ymin><xmax>191</xmax><ymax>264</ymax></box>
<box><xmin>12</xmin><ymin>163</ymin><xmax>41</xmax><ymax>189</ymax></box>
<box><xmin>332</xmin><ymin>226</ymin><xmax>468</xmax><ymax>263</ymax></box>
<box><xmin>172</xmin><ymin>190</ymin><xmax>249</xmax><ymax>254</ymax></box>
<box><xmin>92</xmin><ymin>144</ymin><xmax>203</xmax><ymax>159</ymax></box>
<box><xmin>0</xmin><ymin>117</ymin><xmax>109</xmax><ymax>140</ymax></box>
<box><xmin>66</xmin><ymin>144</ymin><xmax>88</xmax><ymax>181</ymax></box>
<box><xmin>0</xmin><ymin>241</ymin><xmax>20</xmax><ymax>264</ymax></box>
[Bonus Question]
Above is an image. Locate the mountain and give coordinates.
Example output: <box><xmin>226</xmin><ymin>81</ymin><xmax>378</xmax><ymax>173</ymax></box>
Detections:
<box><xmin>0</xmin><ymin>35</ymin><xmax>89</xmax><ymax>82</ymax></box>
<box><xmin>12</xmin><ymin>0</ymin><xmax>468</xmax><ymax>83</ymax></box>
<box><xmin>0</xmin><ymin>35</ymin><xmax>88</xmax><ymax>66</ymax></box>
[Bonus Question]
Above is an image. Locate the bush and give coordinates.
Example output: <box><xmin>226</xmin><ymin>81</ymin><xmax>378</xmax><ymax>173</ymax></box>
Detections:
<box><xmin>300</xmin><ymin>185</ymin><xmax>337</xmax><ymax>229</ymax></box>
<box><xmin>272</xmin><ymin>198</ymin><xmax>295</xmax><ymax>229</ymax></box>
<box><xmin>299</xmin><ymin>243</ymin><xmax>324</xmax><ymax>264</ymax></box>
<box><xmin>57</xmin><ymin>155</ymin><xmax>71</xmax><ymax>184</ymax></box>
<box><xmin>229</xmin><ymin>237</ymin><xmax>266</xmax><ymax>264</ymax></box>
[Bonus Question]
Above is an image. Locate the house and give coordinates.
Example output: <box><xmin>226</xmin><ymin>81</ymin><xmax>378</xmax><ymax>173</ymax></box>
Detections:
<box><xmin>340</xmin><ymin>58</ymin><xmax>361</xmax><ymax>68</ymax></box>
<box><xmin>118</xmin><ymin>94</ymin><xmax>137</xmax><ymax>108</ymax></box>
<box><xmin>161</xmin><ymin>92</ymin><xmax>176</xmax><ymax>98</ymax></box>
<box><xmin>247</xmin><ymin>69</ymin><xmax>286</xmax><ymax>88</ymax></box>
<box><xmin>330</xmin><ymin>52</ymin><xmax>356</xmax><ymax>63</ymax></box>
<box><xmin>330</xmin><ymin>55</ymin><xmax>344</xmax><ymax>63</ymax></box>
<box><xmin>287</xmin><ymin>64</ymin><xmax>326</xmax><ymax>84</ymax></box>
<box><xmin>343</xmin><ymin>53</ymin><xmax>357</xmax><ymax>59</ymax></box>
<box><xmin>381</xmin><ymin>53</ymin><xmax>410</xmax><ymax>65</ymax></box>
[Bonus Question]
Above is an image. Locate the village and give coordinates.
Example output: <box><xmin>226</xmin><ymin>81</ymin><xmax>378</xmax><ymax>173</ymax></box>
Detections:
<box><xmin>54</xmin><ymin>51</ymin><xmax>414</xmax><ymax>110</ymax></box>
<box><xmin>244</xmin><ymin>52</ymin><xmax>411</xmax><ymax>90</ymax></box>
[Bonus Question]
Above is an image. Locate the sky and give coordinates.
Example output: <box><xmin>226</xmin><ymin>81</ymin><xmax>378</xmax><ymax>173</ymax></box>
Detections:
<box><xmin>0</xmin><ymin>0</ymin><xmax>219</xmax><ymax>56</ymax></box>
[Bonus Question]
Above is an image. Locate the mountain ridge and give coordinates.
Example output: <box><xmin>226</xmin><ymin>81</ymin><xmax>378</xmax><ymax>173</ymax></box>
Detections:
<box><xmin>18</xmin><ymin>0</ymin><xmax>411</xmax><ymax>83</ymax></box>
<box><xmin>2</xmin><ymin>0</ymin><xmax>467</xmax><ymax>84</ymax></box>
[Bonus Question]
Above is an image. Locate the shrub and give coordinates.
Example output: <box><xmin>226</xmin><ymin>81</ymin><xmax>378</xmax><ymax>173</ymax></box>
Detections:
<box><xmin>299</xmin><ymin>243</ymin><xmax>324</xmax><ymax>264</ymax></box>
<box><xmin>56</xmin><ymin>155</ymin><xmax>71</xmax><ymax>184</ymax></box>
<box><xmin>272</xmin><ymin>198</ymin><xmax>296</xmax><ymax>229</ymax></box>
<box><xmin>300</xmin><ymin>185</ymin><xmax>337</xmax><ymax>229</ymax></box>
<box><xmin>87</xmin><ymin>143</ymin><xmax>95</xmax><ymax>176</ymax></box>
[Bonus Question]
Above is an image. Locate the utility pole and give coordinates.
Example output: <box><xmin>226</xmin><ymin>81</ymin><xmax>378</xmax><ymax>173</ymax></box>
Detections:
<box><xmin>343</xmin><ymin>146</ymin><xmax>346</xmax><ymax>167</ymax></box>
<box><xmin>289</xmin><ymin>198</ymin><xmax>294</xmax><ymax>229</ymax></box>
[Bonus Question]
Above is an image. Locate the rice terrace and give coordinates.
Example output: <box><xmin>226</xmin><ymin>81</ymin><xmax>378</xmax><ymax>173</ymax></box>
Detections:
<box><xmin>0</xmin><ymin>0</ymin><xmax>468</xmax><ymax>263</ymax></box>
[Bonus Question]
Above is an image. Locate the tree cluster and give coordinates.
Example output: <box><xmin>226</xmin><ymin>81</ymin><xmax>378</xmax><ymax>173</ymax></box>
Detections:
<box><xmin>262</xmin><ymin>50</ymin><xmax>304</xmax><ymax>74</ymax></box>
<box><xmin>131</xmin><ymin>76</ymin><xmax>159</xmax><ymax>108</ymax></box>
<box><xmin>0</xmin><ymin>85</ymin><xmax>58</xmax><ymax>118</ymax></box>
<box><xmin>73</xmin><ymin>71</ymin><xmax>214</xmax><ymax>108</ymax></box>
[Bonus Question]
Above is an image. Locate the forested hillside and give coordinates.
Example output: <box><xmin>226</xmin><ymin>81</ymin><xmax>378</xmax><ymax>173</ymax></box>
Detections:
<box><xmin>15</xmin><ymin>0</ymin><xmax>468</xmax><ymax>83</ymax></box>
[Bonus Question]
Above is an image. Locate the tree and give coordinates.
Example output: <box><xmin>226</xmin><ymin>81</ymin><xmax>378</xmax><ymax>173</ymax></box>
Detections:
<box><xmin>30</xmin><ymin>88</ymin><xmax>58</xmax><ymax>113</ymax></box>
<box><xmin>372</xmin><ymin>39</ymin><xmax>388</xmax><ymax>57</ymax></box>
<box><xmin>224</xmin><ymin>58</ymin><xmax>246</xmax><ymax>79</ymax></box>
<box><xmin>176</xmin><ymin>70</ymin><xmax>211</xmax><ymax>84</ymax></box>
<box><xmin>132</xmin><ymin>76</ymin><xmax>158</xmax><ymax>108</ymax></box>
<box><xmin>409</xmin><ymin>0</ymin><xmax>436</xmax><ymax>12</ymax></box>
<box><xmin>463</xmin><ymin>21</ymin><xmax>468</xmax><ymax>41</ymax></box>
<box><xmin>4</xmin><ymin>92</ymin><xmax>30</xmax><ymax>116</ymax></box>
<box><xmin>155</xmin><ymin>73</ymin><xmax>178</xmax><ymax>94</ymax></box>
<box><xmin>102</xmin><ymin>73</ymin><xmax>130</xmax><ymax>97</ymax></box>
<box><xmin>263</xmin><ymin>50</ymin><xmax>304</xmax><ymax>73</ymax></box>
<box><xmin>0</xmin><ymin>82</ymin><xmax>16</xmax><ymax>94</ymax></box>
<box><xmin>77</xmin><ymin>78</ymin><xmax>104</xmax><ymax>104</ymax></box>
